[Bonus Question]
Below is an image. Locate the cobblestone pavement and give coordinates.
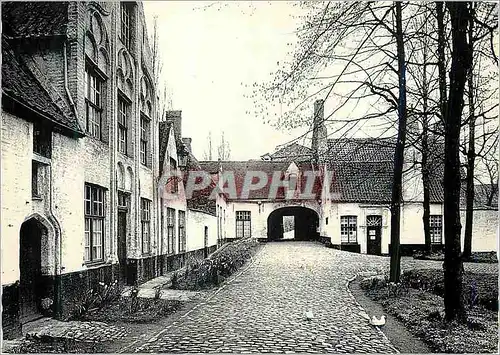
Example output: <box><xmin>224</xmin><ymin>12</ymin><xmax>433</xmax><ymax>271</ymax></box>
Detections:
<box><xmin>24</xmin><ymin>318</ymin><xmax>128</xmax><ymax>342</ymax></box>
<box><xmin>132</xmin><ymin>242</ymin><xmax>399</xmax><ymax>353</ymax></box>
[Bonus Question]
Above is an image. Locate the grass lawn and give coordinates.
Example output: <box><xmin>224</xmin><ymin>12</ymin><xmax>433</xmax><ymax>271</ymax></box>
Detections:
<box><xmin>360</xmin><ymin>270</ymin><xmax>498</xmax><ymax>353</ymax></box>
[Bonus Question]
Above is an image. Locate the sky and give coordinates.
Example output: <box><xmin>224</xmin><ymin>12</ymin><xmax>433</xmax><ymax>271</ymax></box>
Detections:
<box><xmin>143</xmin><ymin>1</ymin><xmax>305</xmax><ymax>161</ymax></box>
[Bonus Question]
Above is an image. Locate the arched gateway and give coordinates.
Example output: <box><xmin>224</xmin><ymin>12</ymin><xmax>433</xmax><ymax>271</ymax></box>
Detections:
<box><xmin>267</xmin><ymin>206</ymin><xmax>319</xmax><ymax>241</ymax></box>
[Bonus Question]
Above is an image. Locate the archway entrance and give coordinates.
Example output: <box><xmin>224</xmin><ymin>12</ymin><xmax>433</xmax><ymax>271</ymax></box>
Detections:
<box><xmin>19</xmin><ymin>218</ymin><xmax>45</xmax><ymax>322</ymax></box>
<box><xmin>267</xmin><ymin>207</ymin><xmax>319</xmax><ymax>241</ymax></box>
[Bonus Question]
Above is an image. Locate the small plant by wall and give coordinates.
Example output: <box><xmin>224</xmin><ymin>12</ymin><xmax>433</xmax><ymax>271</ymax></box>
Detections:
<box><xmin>170</xmin><ymin>238</ymin><xmax>261</xmax><ymax>291</ymax></box>
<box><xmin>69</xmin><ymin>280</ymin><xmax>122</xmax><ymax>320</ymax></box>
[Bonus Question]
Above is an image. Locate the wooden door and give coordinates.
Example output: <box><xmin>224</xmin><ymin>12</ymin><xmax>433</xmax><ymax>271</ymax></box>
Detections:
<box><xmin>367</xmin><ymin>226</ymin><xmax>382</xmax><ymax>255</ymax></box>
<box><xmin>19</xmin><ymin>220</ymin><xmax>42</xmax><ymax>322</ymax></box>
<box><xmin>204</xmin><ymin>226</ymin><xmax>209</xmax><ymax>258</ymax></box>
<box><xmin>117</xmin><ymin>211</ymin><xmax>128</xmax><ymax>284</ymax></box>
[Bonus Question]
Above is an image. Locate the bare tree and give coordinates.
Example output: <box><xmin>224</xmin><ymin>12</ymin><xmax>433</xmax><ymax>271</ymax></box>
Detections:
<box><xmin>442</xmin><ymin>1</ymin><xmax>473</xmax><ymax>323</ymax></box>
<box><xmin>203</xmin><ymin>131</ymin><xmax>213</xmax><ymax>160</ymax></box>
<box><xmin>217</xmin><ymin>131</ymin><xmax>231</xmax><ymax>161</ymax></box>
<box><xmin>462</xmin><ymin>1</ymin><xmax>498</xmax><ymax>259</ymax></box>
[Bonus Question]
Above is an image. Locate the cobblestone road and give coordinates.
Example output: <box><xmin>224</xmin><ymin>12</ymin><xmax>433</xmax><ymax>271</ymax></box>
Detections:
<box><xmin>132</xmin><ymin>242</ymin><xmax>399</xmax><ymax>353</ymax></box>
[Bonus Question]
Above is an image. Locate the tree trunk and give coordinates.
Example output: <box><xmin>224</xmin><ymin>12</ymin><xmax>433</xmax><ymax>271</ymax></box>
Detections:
<box><xmin>436</xmin><ymin>2</ymin><xmax>447</xmax><ymax>124</ymax></box>
<box><xmin>443</xmin><ymin>1</ymin><xmax>472</xmax><ymax>323</ymax></box>
<box><xmin>463</xmin><ymin>3</ymin><xmax>476</xmax><ymax>261</ymax></box>
<box><xmin>421</xmin><ymin>16</ymin><xmax>432</xmax><ymax>255</ymax></box>
<box><xmin>389</xmin><ymin>1</ymin><xmax>407</xmax><ymax>283</ymax></box>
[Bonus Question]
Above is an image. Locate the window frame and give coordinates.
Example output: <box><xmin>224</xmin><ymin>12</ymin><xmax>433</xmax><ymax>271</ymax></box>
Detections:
<box><xmin>167</xmin><ymin>208</ymin><xmax>176</xmax><ymax>254</ymax></box>
<box><xmin>140</xmin><ymin>114</ymin><xmax>150</xmax><ymax>167</ymax></box>
<box><xmin>117</xmin><ymin>95</ymin><xmax>129</xmax><ymax>155</ymax></box>
<box><xmin>340</xmin><ymin>215</ymin><xmax>358</xmax><ymax>244</ymax></box>
<box><xmin>236</xmin><ymin>211</ymin><xmax>251</xmax><ymax>239</ymax></box>
<box><xmin>120</xmin><ymin>2</ymin><xmax>132</xmax><ymax>49</ymax></box>
<box><xmin>32</xmin><ymin>161</ymin><xmax>40</xmax><ymax>198</ymax></box>
<box><xmin>118</xmin><ymin>190</ymin><xmax>129</xmax><ymax>210</ymax></box>
<box><xmin>141</xmin><ymin>198</ymin><xmax>151</xmax><ymax>255</ymax></box>
<box><xmin>33</xmin><ymin>121</ymin><xmax>52</xmax><ymax>158</ymax></box>
<box><xmin>178</xmin><ymin>210</ymin><xmax>186</xmax><ymax>253</ymax></box>
<box><xmin>85</xmin><ymin>65</ymin><xmax>104</xmax><ymax>140</ymax></box>
<box><xmin>429</xmin><ymin>215</ymin><xmax>443</xmax><ymax>244</ymax></box>
<box><xmin>169</xmin><ymin>157</ymin><xmax>178</xmax><ymax>193</ymax></box>
<box><xmin>84</xmin><ymin>183</ymin><xmax>105</xmax><ymax>263</ymax></box>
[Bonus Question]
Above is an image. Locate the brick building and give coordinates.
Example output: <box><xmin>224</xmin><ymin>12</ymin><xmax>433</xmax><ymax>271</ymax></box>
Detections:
<box><xmin>1</xmin><ymin>1</ymin><xmax>222</xmax><ymax>339</ymax></box>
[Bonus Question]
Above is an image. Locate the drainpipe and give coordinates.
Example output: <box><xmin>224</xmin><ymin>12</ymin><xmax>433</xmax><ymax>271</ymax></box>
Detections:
<box><xmin>63</xmin><ymin>41</ymin><xmax>78</xmax><ymax>119</ymax></box>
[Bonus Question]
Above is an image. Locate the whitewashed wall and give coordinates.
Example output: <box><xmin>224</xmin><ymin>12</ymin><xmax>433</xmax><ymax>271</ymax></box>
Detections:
<box><xmin>400</xmin><ymin>203</ymin><xmax>444</xmax><ymax>246</ymax></box>
<box><xmin>186</xmin><ymin>209</ymin><xmax>217</xmax><ymax>251</ymax></box>
<box><xmin>326</xmin><ymin>203</ymin><xmax>391</xmax><ymax>254</ymax></box>
<box><xmin>159</xmin><ymin>127</ymin><xmax>187</xmax><ymax>255</ymax></box>
<box><xmin>460</xmin><ymin>209</ymin><xmax>498</xmax><ymax>252</ymax></box>
<box><xmin>1</xmin><ymin>112</ymin><xmax>33</xmax><ymax>285</ymax></box>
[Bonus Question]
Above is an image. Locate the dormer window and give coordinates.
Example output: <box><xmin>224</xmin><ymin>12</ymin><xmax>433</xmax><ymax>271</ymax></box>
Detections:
<box><xmin>169</xmin><ymin>157</ymin><xmax>178</xmax><ymax>193</ymax></box>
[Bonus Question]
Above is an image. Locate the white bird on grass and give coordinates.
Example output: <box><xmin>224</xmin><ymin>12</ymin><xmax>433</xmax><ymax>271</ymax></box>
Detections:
<box><xmin>305</xmin><ymin>310</ymin><xmax>314</xmax><ymax>321</ymax></box>
<box><xmin>370</xmin><ymin>315</ymin><xmax>386</xmax><ymax>327</ymax></box>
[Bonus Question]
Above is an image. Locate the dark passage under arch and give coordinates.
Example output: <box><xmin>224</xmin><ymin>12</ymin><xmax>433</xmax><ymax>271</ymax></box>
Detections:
<box><xmin>267</xmin><ymin>206</ymin><xmax>319</xmax><ymax>241</ymax></box>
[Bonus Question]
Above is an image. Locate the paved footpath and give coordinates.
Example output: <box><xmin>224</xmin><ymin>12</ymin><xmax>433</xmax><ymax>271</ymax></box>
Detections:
<box><xmin>132</xmin><ymin>242</ymin><xmax>398</xmax><ymax>353</ymax></box>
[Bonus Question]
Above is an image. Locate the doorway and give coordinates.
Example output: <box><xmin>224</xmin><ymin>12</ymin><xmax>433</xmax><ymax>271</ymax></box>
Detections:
<box><xmin>267</xmin><ymin>206</ymin><xmax>319</xmax><ymax>241</ymax></box>
<box><xmin>117</xmin><ymin>191</ymin><xmax>129</xmax><ymax>284</ymax></box>
<box><xmin>204</xmin><ymin>226</ymin><xmax>208</xmax><ymax>258</ymax></box>
<box><xmin>366</xmin><ymin>215</ymin><xmax>382</xmax><ymax>255</ymax></box>
<box><xmin>19</xmin><ymin>218</ymin><xmax>44</xmax><ymax>323</ymax></box>
<box><xmin>117</xmin><ymin>211</ymin><xmax>128</xmax><ymax>284</ymax></box>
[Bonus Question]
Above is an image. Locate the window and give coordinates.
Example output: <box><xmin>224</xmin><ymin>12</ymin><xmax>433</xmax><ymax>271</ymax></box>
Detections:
<box><xmin>288</xmin><ymin>173</ymin><xmax>297</xmax><ymax>192</ymax></box>
<box><xmin>33</xmin><ymin>121</ymin><xmax>51</xmax><ymax>158</ymax></box>
<box><xmin>169</xmin><ymin>158</ymin><xmax>178</xmax><ymax>193</ymax></box>
<box><xmin>32</xmin><ymin>161</ymin><xmax>40</xmax><ymax>198</ymax></box>
<box><xmin>121</xmin><ymin>2</ymin><xmax>132</xmax><ymax>49</ymax></box>
<box><xmin>340</xmin><ymin>216</ymin><xmax>357</xmax><ymax>244</ymax></box>
<box><xmin>236</xmin><ymin>211</ymin><xmax>251</xmax><ymax>239</ymax></box>
<box><xmin>430</xmin><ymin>215</ymin><xmax>443</xmax><ymax>244</ymax></box>
<box><xmin>178</xmin><ymin>210</ymin><xmax>186</xmax><ymax>252</ymax></box>
<box><xmin>84</xmin><ymin>184</ymin><xmax>105</xmax><ymax>262</ymax></box>
<box><xmin>85</xmin><ymin>66</ymin><xmax>103</xmax><ymax>139</ymax></box>
<box><xmin>117</xmin><ymin>96</ymin><xmax>129</xmax><ymax>155</ymax></box>
<box><xmin>167</xmin><ymin>208</ymin><xmax>175</xmax><ymax>254</ymax></box>
<box><xmin>118</xmin><ymin>191</ymin><xmax>129</xmax><ymax>210</ymax></box>
<box><xmin>141</xmin><ymin>198</ymin><xmax>151</xmax><ymax>254</ymax></box>
<box><xmin>140</xmin><ymin>115</ymin><xmax>150</xmax><ymax>166</ymax></box>
<box><xmin>217</xmin><ymin>206</ymin><xmax>222</xmax><ymax>243</ymax></box>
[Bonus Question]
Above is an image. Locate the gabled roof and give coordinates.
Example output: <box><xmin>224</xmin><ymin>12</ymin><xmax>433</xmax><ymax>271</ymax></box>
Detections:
<box><xmin>183</xmin><ymin>156</ymin><xmax>218</xmax><ymax>215</ymax></box>
<box><xmin>460</xmin><ymin>183</ymin><xmax>499</xmax><ymax>210</ymax></box>
<box><xmin>158</xmin><ymin>121</ymin><xmax>172</xmax><ymax>174</ymax></box>
<box><xmin>325</xmin><ymin>138</ymin><xmax>395</xmax><ymax>162</ymax></box>
<box><xmin>2</xmin><ymin>37</ymin><xmax>83</xmax><ymax>136</ymax></box>
<box><xmin>328</xmin><ymin>161</ymin><xmax>393</xmax><ymax>203</ymax></box>
<box><xmin>474</xmin><ymin>184</ymin><xmax>498</xmax><ymax>209</ymax></box>
<box><xmin>263</xmin><ymin>143</ymin><xmax>312</xmax><ymax>162</ymax></box>
<box><xmin>197</xmin><ymin>160</ymin><xmax>323</xmax><ymax>201</ymax></box>
<box><xmin>2</xmin><ymin>2</ymin><xmax>69</xmax><ymax>38</ymax></box>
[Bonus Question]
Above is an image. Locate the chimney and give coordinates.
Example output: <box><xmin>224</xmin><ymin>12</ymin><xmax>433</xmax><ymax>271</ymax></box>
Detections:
<box><xmin>311</xmin><ymin>100</ymin><xmax>327</xmax><ymax>162</ymax></box>
<box><xmin>164</xmin><ymin>110</ymin><xmax>182</xmax><ymax>146</ymax></box>
<box><xmin>182</xmin><ymin>137</ymin><xmax>192</xmax><ymax>153</ymax></box>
